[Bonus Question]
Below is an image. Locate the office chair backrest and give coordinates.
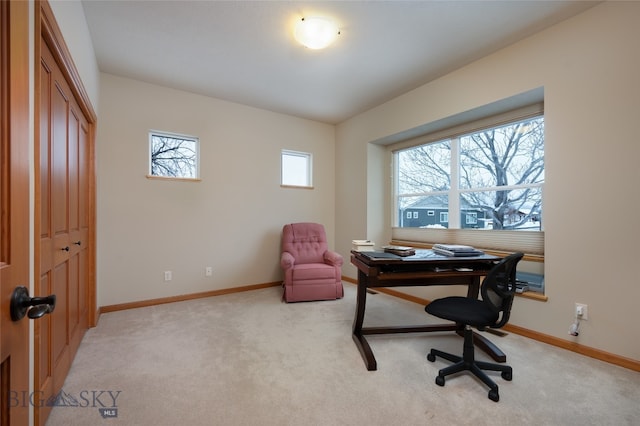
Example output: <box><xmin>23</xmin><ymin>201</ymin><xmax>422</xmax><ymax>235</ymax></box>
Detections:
<box><xmin>481</xmin><ymin>252</ymin><xmax>524</xmax><ymax>329</ymax></box>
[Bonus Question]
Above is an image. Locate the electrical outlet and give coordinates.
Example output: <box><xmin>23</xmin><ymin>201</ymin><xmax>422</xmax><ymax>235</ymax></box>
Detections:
<box><xmin>205</xmin><ymin>267</ymin><xmax>213</xmax><ymax>277</ymax></box>
<box><xmin>575</xmin><ymin>303</ymin><xmax>588</xmax><ymax>320</ymax></box>
<box><xmin>164</xmin><ymin>271</ymin><xmax>172</xmax><ymax>281</ymax></box>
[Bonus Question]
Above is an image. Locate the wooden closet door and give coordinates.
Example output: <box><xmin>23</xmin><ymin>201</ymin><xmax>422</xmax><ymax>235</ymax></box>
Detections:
<box><xmin>36</xmin><ymin>34</ymin><xmax>90</xmax><ymax>425</ymax></box>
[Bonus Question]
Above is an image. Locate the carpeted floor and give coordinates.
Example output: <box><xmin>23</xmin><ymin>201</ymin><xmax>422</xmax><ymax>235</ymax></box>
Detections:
<box><xmin>46</xmin><ymin>284</ymin><xmax>640</xmax><ymax>425</ymax></box>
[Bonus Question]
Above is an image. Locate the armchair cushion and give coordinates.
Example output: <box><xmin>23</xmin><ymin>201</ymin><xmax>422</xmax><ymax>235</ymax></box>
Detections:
<box><xmin>291</xmin><ymin>263</ymin><xmax>337</xmax><ymax>281</ymax></box>
<box><xmin>282</xmin><ymin>222</ymin><xmax>326</xmax><ymax>264</ymax></box>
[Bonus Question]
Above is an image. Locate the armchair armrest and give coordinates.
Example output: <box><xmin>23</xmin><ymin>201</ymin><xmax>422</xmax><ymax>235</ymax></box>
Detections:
<box><xmin>324</xmin><ymin>250</ymin><xmax>344</xmax><ymax>267</ymax></box>
<box><xmin>281</xmin><ymin>251</ymin><xmax>295</xmax><ymax>270</ymax></box>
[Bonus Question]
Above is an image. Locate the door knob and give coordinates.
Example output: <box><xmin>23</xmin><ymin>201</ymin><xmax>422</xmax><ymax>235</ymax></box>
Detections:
<box><xmin>10</xmin><ymin>286</ymin><xmax>56</xmax><ymax>321</ymax></box>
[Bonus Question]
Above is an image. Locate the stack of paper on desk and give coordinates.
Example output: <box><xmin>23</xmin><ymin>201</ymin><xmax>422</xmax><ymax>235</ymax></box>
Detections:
<box><xmin>432</xmin><ymin>243</ymin><xmax>484</xmax><ymax>257</ymax></box>
<box><xmin>352</xmin><ymin>240</ymin><xmax>375</xmax><ymax>251</ymax></box>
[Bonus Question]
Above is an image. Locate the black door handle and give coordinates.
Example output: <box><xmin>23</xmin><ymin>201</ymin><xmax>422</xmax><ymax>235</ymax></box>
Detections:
<box><xmin>10</xmin><ymin>286</ymin><xmax>56</xmax><ymax>321</ymax></box>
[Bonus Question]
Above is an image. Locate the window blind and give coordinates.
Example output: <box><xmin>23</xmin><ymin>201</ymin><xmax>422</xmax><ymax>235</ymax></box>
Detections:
<box><xmin>392</xmin><ymin>227</ymin><xmax>544</xmax><ymax>255</ymax></box>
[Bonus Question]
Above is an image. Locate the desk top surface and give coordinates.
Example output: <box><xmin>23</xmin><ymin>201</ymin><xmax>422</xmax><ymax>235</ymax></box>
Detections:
<box><xmin>351</xmin><ymin>249</ymin><xmax>500</xmax><ymax>265</ymax></box>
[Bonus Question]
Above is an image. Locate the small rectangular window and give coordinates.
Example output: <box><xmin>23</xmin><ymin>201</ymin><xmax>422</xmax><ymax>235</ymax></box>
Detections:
<box><xmin>281</xmin><ymin>150</ymin><xmax>312</xmax><ymax>188</ymax></box>
<box><xmin>466</xmin><ymin>212</ymin><xmax>478</xmax><ymax>225</ymax></box>
<box><xmin>149</xmin><ymin>131</ymin><xmax>199</xmax><ymax>179</ymax></box>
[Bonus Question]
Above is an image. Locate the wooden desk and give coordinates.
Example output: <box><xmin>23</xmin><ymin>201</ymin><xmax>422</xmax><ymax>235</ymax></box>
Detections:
<box><xmin>351</xmin><ymin>249</ymin><xmax>503</xmax><ymax>371</ymax></box>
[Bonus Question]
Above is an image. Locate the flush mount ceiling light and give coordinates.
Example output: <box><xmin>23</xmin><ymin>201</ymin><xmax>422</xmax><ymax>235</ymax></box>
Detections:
<box><xmin>294</xmin><ymin>17</ymin><xmax>340</xmax><ymax>50</ymax></box>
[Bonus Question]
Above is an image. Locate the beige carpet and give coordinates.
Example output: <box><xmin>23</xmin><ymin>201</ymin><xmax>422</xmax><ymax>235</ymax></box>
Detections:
<box><xmin>46</xmin><ymin>284</ymin><xmax>639</xmax><ymax>425</ymax></box>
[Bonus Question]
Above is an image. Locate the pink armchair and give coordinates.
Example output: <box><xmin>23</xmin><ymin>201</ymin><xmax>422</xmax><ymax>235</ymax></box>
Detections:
<box><xmin>280</xmin><ymin>222</ymin><xmax>344</xmax><ymax>302</ymax></box>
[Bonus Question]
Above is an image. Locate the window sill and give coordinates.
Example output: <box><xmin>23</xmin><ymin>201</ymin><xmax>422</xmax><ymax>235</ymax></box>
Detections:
<box><xmin>280</xmin><ymin>184</ymin><xmax>314</xmax><ymax>190</ymax></box>
<box><xmin>516</xmin><ymin>291</ymin><xmax>548</xmax><ymax>302</ymax></box>
<box><xmin>146</xmin><ymin>175</ymin><xmax>201</xmax><ymax>182</ymax></box>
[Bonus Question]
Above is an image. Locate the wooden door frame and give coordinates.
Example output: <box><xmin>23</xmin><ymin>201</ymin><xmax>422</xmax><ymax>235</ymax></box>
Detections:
<box><xmin>1</xmin><ymin>0</ymin><xmax>31</xmax><ymax>424</ymax></box>
<box><xmin>35</xmin><ymin>0</ymin><xmax>97</xmax><ymax>328</ymax></box>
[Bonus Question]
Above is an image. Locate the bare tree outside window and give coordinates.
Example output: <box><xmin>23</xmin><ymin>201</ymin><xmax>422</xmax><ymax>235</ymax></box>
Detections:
<box><xmin>149</xmin><ymin>132</ymin><xmax>198</xmax><ymax>179</ymax></box>
<box><xmin>396</xmin><ymin>116</ymin><xmax>544</xmax><ymax>230</ymax></box>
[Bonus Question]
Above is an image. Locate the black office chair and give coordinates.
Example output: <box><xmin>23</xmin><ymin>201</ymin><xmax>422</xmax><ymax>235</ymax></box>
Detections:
<box><xmin>425</xmin><ymin>252</ymin><xmax>524</xmax><ymax>402</ymax></box>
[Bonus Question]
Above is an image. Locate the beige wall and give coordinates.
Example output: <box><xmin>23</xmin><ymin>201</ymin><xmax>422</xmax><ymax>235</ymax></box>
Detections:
<box><xmin>336</xmin><ymin>2</ymin><xmax>640</xmax><ymax>361</ymax></box>
<box><xmin>48</xmin><ymin>0</ymin><xmax>100</xmax><ymax>111</ymax></box>
<box><xmin>96</xmin><ymin>74</ymin><xmax>336</xmax><ymax>306</ymax></box>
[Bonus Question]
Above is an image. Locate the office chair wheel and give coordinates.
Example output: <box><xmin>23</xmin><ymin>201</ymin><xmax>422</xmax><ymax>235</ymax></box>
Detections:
<box><xmin>501</xmin><ymin>371</ymin><xmax>512</xmax><ymax>381</ymax></box>
<box><xmin>427</xmin><ymin>353</ymin><xmax>436</xmax><ymax>362</ymax></box>
<box><xmin>488</xmin><ymin>389</ymin><xmax>499</xmax><ymax>402</ymax></box>
<box><xmin>435</xmin><ymin>376</ymin><xmax>445</xmax><ymax>387</ymax></box>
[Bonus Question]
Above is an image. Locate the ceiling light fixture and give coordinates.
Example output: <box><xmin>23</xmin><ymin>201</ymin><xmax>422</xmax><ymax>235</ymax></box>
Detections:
<box><xmin>294</xmin><ymin>17</ymin><xmax>340</xmax><ymax>50</ymax></box>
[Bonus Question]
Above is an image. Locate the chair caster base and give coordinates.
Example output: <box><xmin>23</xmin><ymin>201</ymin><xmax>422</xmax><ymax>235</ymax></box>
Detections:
<box><xmin>427</xmin><ymin>346</ymin><xmax>510</xmax><ymax>402</ymax></box>
<box><xmin>488</xmin><ymin>388</ymin><xmax>499</xmax><ymax>402</ymax></box>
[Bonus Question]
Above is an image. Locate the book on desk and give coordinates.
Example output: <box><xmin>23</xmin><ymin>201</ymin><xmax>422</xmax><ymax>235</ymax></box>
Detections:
<box><xmin>382</xmin><ymin>245</ymin><xmax>416</xmax><ymax>256</ymax></box>
<box><xmin>432</xmin><ymin>243</ymin><xmax>484</xmax><ymax>257</ymax></box>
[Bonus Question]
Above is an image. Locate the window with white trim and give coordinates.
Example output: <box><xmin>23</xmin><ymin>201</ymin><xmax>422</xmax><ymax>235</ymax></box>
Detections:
<box><xmin>393</xmin><ymin>112</ymin><xmax>544</xmax><ymax>253</ymax></box>
<box><xmin>395</xmin><ymin>115</ymin><xmax>543</xmax><ymax>230</ymax></box>
<box><xmin>149</xmin><ymin>131</ymin><xmax>199</xmax><ymax>179</ymax></box>
<box><xmin>281</xmin><ymin>150</ymin><xmax>313</xmax><ymax>188</ymax></box>
<box><xmin>466</xmin><ymin>212</ymin><xmax>478</xmax><ymax>225</ymax></box>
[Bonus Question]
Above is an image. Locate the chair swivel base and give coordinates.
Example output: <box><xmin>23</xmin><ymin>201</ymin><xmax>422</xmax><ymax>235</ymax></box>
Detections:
<box><xmin>426</xmin><ymin>331</ymin><xmax>512</xmax><ymax>402</ymax></box>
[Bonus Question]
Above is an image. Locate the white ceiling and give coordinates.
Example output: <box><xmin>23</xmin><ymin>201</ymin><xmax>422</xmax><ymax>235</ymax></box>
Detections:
<box><xmin>81</xmin><ymin>1</ymin><xmax>598</xmax><ymax>124</ymax></box>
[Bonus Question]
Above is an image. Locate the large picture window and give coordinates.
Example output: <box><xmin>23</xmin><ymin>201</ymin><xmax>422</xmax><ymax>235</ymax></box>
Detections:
<box><xmin>393</xmin><ymin>114</ymin><xmax>544</xmax><ymax>252</ymax></box>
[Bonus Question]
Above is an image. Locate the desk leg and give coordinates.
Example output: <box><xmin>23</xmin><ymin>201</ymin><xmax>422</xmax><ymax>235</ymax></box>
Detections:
<box><xmin>352</xmin><ymin>270</ymin><xmax>377</xmax><ymax>371</ymax></box>
<box><xmin>467</xmin><ymin>276</ymin><xmax>481</xmax><ymax>299</ymax></box>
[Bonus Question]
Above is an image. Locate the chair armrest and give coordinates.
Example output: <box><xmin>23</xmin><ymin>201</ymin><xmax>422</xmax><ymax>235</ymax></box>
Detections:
<box><xmin>324</xmin><ymin>250</ymin><xmax>344</xmax><ymax>267</ymax></box>
<box><xmin>281</xmin><ymin>251</ymin><xmax>295</xmax><ymax>270</ymax></box>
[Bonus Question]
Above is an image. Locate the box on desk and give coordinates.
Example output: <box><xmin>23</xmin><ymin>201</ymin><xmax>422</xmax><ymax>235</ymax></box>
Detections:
<box><xmin>352</xmin><ymin>240</ymin><xmax>375</xmax><ymax>252</ymax></box>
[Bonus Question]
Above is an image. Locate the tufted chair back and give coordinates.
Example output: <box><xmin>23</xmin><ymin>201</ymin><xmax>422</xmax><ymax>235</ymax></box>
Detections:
<box><xmin>281</xmin><ymin>222</ymin><xmax>328</xmax><ymax>264</ymax></box>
